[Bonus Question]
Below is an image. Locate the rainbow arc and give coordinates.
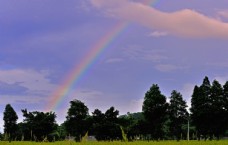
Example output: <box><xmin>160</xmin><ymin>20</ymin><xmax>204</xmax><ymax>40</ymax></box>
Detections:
<box><xmin>47</xmin><ymin>0</ymin><xmax>160</xmax><ymax>111</ymax></box>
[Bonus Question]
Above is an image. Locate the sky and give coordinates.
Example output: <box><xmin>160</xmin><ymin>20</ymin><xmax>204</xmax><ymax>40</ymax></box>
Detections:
<box><xmin>1</xmin><ymin>0</ymin><xmax>228</xmax><ymax>132</ymax></box>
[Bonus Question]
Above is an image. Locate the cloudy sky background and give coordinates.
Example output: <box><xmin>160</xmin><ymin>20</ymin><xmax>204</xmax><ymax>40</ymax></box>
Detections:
<box><xmin>1</xmin><ymin>0</ymin><xmax>228</xmax><ymax>131</ymax></box>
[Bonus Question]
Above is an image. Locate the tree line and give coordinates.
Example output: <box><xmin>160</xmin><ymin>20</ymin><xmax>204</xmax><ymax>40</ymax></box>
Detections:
<box><xmin>1</xmin><ymin>76</ymin><xmax>228</xmax><ymax>142</ymax></box>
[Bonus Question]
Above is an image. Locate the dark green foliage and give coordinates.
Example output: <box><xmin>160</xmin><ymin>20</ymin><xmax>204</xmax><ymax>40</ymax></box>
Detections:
<box><xmin>119</xmin><ymin>112</ymin><xmax>144</xmax><ymax>121</ymax></box>
<box><xmin>190</xmin><ymin>77</ymin><xmax>211</xmax><ymax>139</ymax></box>
<box><xmin>21</xmin><ymin>109</ymin><xmax>57</xmax><ymax>141</ymax></box>
<box><xmin>223</xmin><ymin>81</ymin><xmax>228</xmax><ymax>133</ymax></box>
<box><xmin>191</xmin><ymin>77</ymin><xmax>228</xmax><ymax>140</ymax></box>
<box><xmin>105</xmin><ymin>106</ymin><xmax>119</xmax><ymax>122</ymax></box>
<box><xmin>0</xmin><ymin>132</ymin><xmax>3</xmax><ymax>140</ymax></box>
<box><xmin>103</xmin><ymin>106</ymin><xmax>121</xmax><ymax>141</ymax></box>
<box><xmin>190</xmin><ymin>85</ymin><xmax>201</xmax><ymax>139</ymax></box>
<box><xmin>3</xmin><ymin>104</ymin><xmax>18</xmax><ymax>141</ymax></box>
<box><xmin>16</xmin><ymin>122</ymin><xmax>30</xmax><ymax>141</ymax></box>
<box><xmin>92</xmin><ymin>109</ymin><xmax>105</xmax><ymax>124</ymax></box>
<box><xmin>129</xmin><ymin>119</ymin><xmax>150</xmax><ymax>140</ymax></box>
<box><xmin>64</xmin><ymin>99</ymin><xmax>89</xmax><ymax>142</ymax></box>
<box><xmin>209</xmin><ymin>80</ymin><xmax>226</xmax><ymax>139</ymax></box>
<box><xmin>142</xmin><ymin>84</ymin><xmax>168</xmax><ymax>140</ymax></box>
<box><xmin>169</xmin><ymin>90</ymin><xmax>189</xmax><ymax>140</ymax></box>
<box><xmin>91</xmin><ymin>107</ymin><xmax>121</xmax><ymax>141</ymax></box>
<box><xmin>90</xmin><ymin>109</ymin><xmax>105</xmax><ymax>139</ymax></box>
<box><xmin>118</xmin><ymin>112</ymin><xmax>148</xmax><ymax>140</ymax></box>
<box><xmin>56</xmin><ymin>123</ymin><xmax>67</xmax><ymax>141</ymax></box>
<box><xmin>223</xmin><ymin>81</ymin><xmax>228</xmax><ymax>110</ymax></box>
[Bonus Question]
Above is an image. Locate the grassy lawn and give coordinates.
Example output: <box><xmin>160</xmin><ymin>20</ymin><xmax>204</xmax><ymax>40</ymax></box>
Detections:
<box><xmin>0</xmin><ymin>141</ymin><xmax>228</xmax><ymax>145</ymax></box>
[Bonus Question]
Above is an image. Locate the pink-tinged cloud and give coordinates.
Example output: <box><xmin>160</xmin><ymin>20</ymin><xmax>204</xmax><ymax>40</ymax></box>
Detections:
<box><xmin>91</xmin><ymin>0</ymin><xmax>228</xmax><ymax>38</ymax></box>
<box><xmin>217</xmin><ymin>10</ymin><xmax>228</xmax><ymax>19</ymax></box>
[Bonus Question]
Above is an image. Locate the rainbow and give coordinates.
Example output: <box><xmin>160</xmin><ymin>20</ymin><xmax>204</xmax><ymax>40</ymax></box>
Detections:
<box><xmin>47</xmin><ymin>0</ymin><xmax>160</xmax><ymax>111</ymax></box>
<box><xmin>47</xmin><ymin>22</ymin><xmax>127</xmax><ymax>111</ymax></box>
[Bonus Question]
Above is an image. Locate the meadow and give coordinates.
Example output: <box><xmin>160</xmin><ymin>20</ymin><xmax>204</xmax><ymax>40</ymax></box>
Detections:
<box><xmin>0</xmin><ymin>141</ymin><xmax>228</xmax><ymax>145</ymax></box>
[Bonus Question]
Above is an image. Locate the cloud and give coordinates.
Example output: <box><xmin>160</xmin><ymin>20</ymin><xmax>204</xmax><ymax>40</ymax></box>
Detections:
<box><xmin>0</xmin><ymin>69</ymin><xmax>59</xmax><ymax>131</ymax></box>
<box><xmin>0</xmin><ymin>69</ymin><xmax>57</xmax><ymax>97</ymax></box>
<box><xmin>0</xmin><ymin>81</ymin><xmax>28</xmax><ymax>95</ymax></box>
<box><xmin>206</xmin><ymin>62</ymin><xmax>228</xmax><ymax>68</ymax></box>
<box><xmin>154</xmin><ymin>64</ymin><xmax>186</xmax><ymax>72</ymax></box>
<box><xmin>91</xmin><ymin>0</ymin><xmax>228</xmax><ymax>38</ymax></box>
<box><xmin>149</xmin><ymin>31</ymin><xmax>168</xmax><ymax>37</ymax></box>
<box><xmin>123</xmin><ymin>46</ymin><xmax>167</xmax><ymax>62</ymax></box>
<box><xmin>0</xmin><ymin>95</ymin><xmax>44</xmax><ymax>105</ymax></box>
<box><xmin>217</xmin><ymin>10</ymin><xmax>228</xmax><ymax>19</ymax></box>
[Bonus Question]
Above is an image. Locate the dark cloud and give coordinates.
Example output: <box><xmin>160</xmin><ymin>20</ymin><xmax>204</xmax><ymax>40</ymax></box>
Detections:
<box><xmin>0</xmin><ymin>81</ymin><xmax>49</xmax><ymax>97</ymax></box>
<box><xmin>0</xmin><ymin>81</ymin><xmax>28</xmax><ymax>95</ymax></box>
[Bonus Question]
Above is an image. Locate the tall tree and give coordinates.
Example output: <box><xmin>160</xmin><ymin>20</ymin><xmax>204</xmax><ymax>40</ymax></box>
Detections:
<box><xmin>142</xmin><ymin>84</ymin><xmax>168</xmax><ymax>140</ymax></box>
<box><xmin>191</xmin><ymin>76</ymin><xmax>212</xmax><ymax>140</ymax></box>
<box><xmin>190</xmin><ymin>85</ymin><xmax>202</xmax><ymax>140</ymax></box>
<box><xmin>65</xmin><ymin>99</ymin><xmax>89</xmax><ymax>142</ymax></box>
<box><xmin>223</xmin><ymin>81</ymin><xmax>228</xmax><ymax>136</ymax></box>
<box><xmin>189</xmin><ymin>76</ymin><xmax>228</xmax><ymax>140</ymax></box>
<box><xmin>224</xmin><ymin>82</ymin><xmax>228</xmax><ymax>106</ymax></box>
<box><xmin>208</xmin><ymin>80</ymin><xmax>226</xmax><ymax>139</ymax></box>
<box><xmin>169</xmin><ymin>90</ymin><xmax>189</xmax><ymax>140</ymax></box>
<box><xmin>224</xmin><ymin>81</ymin><xmax>228</xmax><ymax>111</ymax></box>
<box><xmin>21</xmin><ymin>109</ymin><xmax>57</xmax><ymax>141</ymax></box>
<box><xmin>3</xmin><ymin>104</ymin><xmax>18</xmax><ymax>141</ymax></box>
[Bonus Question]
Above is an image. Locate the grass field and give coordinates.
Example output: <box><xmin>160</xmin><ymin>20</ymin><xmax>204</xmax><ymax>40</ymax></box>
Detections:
<box><xmin>0</xmin><ymin>141</ymin><xmax>228</xmax><ymax>145</ymax></box>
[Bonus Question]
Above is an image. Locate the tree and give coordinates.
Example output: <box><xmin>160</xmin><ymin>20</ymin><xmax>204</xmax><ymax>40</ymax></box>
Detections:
<box><xmin>142</xmin><ymin>84</ymin><xmax>168</xmax><ymax>140</ymax></box>
<box><xmin>224</xmin><ymin>81</ymin><xmax>228</xmax><ymax>109</ymax></box>
<box><xmin>65</xmin><ymin>99</ymin><xmax>89</xmax><ymax>142</ymax></box>
<box><xmin>223</xmin><ymin>81</ymin><xmax>228</xmax><ymax>118</ymax></box>
<box><xmin>190</xmin><ymin>77</ymin><xmax>228</xmax><ymax>140</ymax></box>
<box><xmin>223</xmin><ymin>81</ymin><xmax>228</xmax><ymax>134</ymax></box>
<box><xmin>190</xmin><ymin>85</ymin><xmax>202</xmax><ymax>140</ymax></box>
<box><xmin>0</xmin><ymin>132</ymin><xmax>3</xmax><ymax>140</ymax></box>
<box><xmin>91</xmin><ymin>107</ymin><xmax>121</xmax><ymax>141</ymax></box>
<box><xmin>16</xmin><ymin>122</ymin><xmax>30</xmax><ymax>141</ymax></box>
<box><xmin>92</xmin><ymin>109</ymin><xmax>105</xmax><ymax>124</ymax></box>
<box><xmin>3</xmin><ymin>104</ymin><xmax>18</xmax><ymax>141</ymax></box>
<box><xmin>91</xmin><ymin>109</ymin><xmax>105</xmax><ymax>140</ymax></box>
<box><xmin>21</xmin><ymin>109</ymin><xmax>57</xmax><ymax>141</ymax></box>
<box><xmin>105</xmin><ymin>106</ymin><xmax>119</xmax><ymax>122</ymax></box>
<box><xmin>190</xmin><ymin>76</ymin><xmax>212</xmax><ymax>140</ymax></box>
<box><xmin>169</xmin><ymin>90</ymin><xmax>189</xmax><ymax>140</ymax></box>
<box><xmin>103</xmin><ymin>106</ymin><xmax>121</xmax><ymax>141</ymax></box>
<box><xmin>56</xmin><ymin>123</ymin><xmax>67</xmax><ymax>141</ymax></box>
<box><xmin>208</xmin><ymin>80</ymin><xmax>226</xmax><ymax>139</ymax></box>
<box><xmin>119</xmin><ymin>112</ymin><xmax>148</xmax><ymax>140</ymax></box>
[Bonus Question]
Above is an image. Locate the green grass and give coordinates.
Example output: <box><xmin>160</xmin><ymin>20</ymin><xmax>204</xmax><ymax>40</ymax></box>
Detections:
<box><xmin>0</xmin><ymin>141</ymin><xmax>228</xmax><ymax>145</ymax></box>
